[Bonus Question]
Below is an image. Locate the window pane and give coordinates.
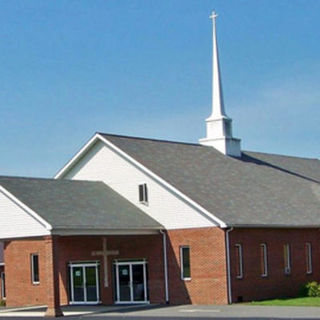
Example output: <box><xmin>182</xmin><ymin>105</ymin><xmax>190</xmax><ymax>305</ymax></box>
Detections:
<box><xmin>235</xmin><ymin>244</ymin><xmax>243</xmax><ymax>279</ymax></box>
<box><xmin>32</xmin><ymin>255</ymin><xmax>39</xmax><ymax>283</ymax></box>
<box><xmin>1</xmin><ymin>272</ymin><xmax>5</xmax><ymax>299</ymax></box>
<box><xmin>144</xmin><ymin>184</ymin><xmax>148</xmax><ymax>203</ymax></box>
<box><xmin>306</xmin><ymin>243</ymin><xmax>312</xmax><ymax>274</ymax></box>
<box><xmin>139</xmin><ymin>184</ymin><xmax>148</xmax><ymax>204</ymax></box>
<box><xmin>139</xmin><ymin>185</ymin><xmax>144</xmax><ymax>202</ymax></box>
<box><xmin>260</xmin><ymin>244</ymin><xmax>268</xmax><ymax>277</ymax></box>
<box><xmin>283</xmin><ymin>244</ymin><xmax>290</xmax><ymax>274</ymax></box>
<box><xmin>181</xmin><ymin>247</ymin><xmax>190</xmax><ymax>278</ymax></box>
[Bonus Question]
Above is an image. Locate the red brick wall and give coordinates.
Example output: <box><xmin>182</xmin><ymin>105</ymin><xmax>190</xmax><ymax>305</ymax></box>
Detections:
<box><xmin>230</xmin><ymin>228</ymin><xmax>320</xmax><ymax>302</ymax></box>
<box><xmin>167</xmin><ymin>227</ymin><xmax>228</xmax><ymax>305</ymax></box>
<box><xmin>57</xmin><ymin>234</ymin><xmax>165</xmax><ymax>305</ymax></box>
<box><xmin>4</xmin><ymin>239</ymin><xmax>47</xmax><ymax>307</ymax></box>
<box><xmin>4</xmin><ymin>234</ymin><xmax>165</xmax><ymax>307</ymax></box>
<box><xmin>3</xmin><ymin>229</ymin><xmax>228</xmax><ymax>307</ymax></box>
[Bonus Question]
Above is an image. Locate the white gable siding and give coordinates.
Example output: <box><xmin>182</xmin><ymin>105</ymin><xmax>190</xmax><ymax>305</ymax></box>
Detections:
<box><xmin>0</xmin><ymin>191</ymin><xmax>50</xmax><ymax>239</ymax></box>
<box><xmin>63</xmin><ymin>141</ymin><xmax>218</xmax><ymax>230</ymax></box>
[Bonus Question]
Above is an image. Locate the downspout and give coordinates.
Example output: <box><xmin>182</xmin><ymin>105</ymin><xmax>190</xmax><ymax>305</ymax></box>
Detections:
<box><xmin>160</xmin><ymin>229</ymin><xmax>169</xmax><ymax>304</ymax></box>
<box><xmin>225</xmin><ymin>227</ymin><xmax>234</xmax><ymax>304</ymax></box>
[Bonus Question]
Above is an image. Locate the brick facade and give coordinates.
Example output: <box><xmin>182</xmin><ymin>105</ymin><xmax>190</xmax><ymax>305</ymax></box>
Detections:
<box><xmin>4</xmin><ymin>238</ymin><xmax>48</xmax><ymax>307</ymax></box>
<box><xmin>4</xmin><ymin>227</ymin><xmax>320</xmax><ymax>308</ymax></box>
<box><xmin>167</xmin><ymin>227</ymin><xmax>228</xmax><ymax>305</ymax></box>
<box><xmin>57</xmin><ymin>234</ymin><xmax>165</xmax><ymax>305</ymax></box>
<box><xmin>3</xmin><ymin>233</ymin><xmax>166</xmax><ymax>307</ymax></box>
<box><xmin>230</xmin><ymin>228</ymin><xmax>320</xmax><ymax>302</ymax></box>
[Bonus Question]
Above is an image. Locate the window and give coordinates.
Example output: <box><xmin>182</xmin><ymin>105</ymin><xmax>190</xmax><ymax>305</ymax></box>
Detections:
<box><xmin>180</xmin><ymin>246</ymin><xmax>191</xmax><ymax>280</ymax></box>
<box><xmin>31</xmin><ymin>254</ymin><xmax>40</xmax><ymax>284</ymax></box>
<box><xmin>1</xmin><ymin>272</ymin><xmax>5</xmax><ymax>299</ymax></box>
<box><xmin>306</xmin><ymin>242</ymin><xmax>312</xmax><ymax>274</ymax></box>
<box><xmin>235</xmin><ymin>244</ymin><xmax>243</xmax><ymax>279</ymax></box>
<box><xmin>260</xmin><ymin>243</ymin><xmax>268</xmax><ymax>277</ymax></box>
<box><xmin>283</xmin><ymin>244</ymin><xmax>291</xmax><ymax>275</ymax></box>
<box><xmin>139</xmin><ymin>183</ymin><xmax>148</xmax><ymax>204</ymax></box>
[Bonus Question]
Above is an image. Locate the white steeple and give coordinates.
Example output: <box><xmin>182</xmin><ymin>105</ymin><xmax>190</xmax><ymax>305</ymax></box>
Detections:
<box><xmin>199</xmin><ymin>11</ymin><xmax>241</xmax><ymax>157</ymax></box>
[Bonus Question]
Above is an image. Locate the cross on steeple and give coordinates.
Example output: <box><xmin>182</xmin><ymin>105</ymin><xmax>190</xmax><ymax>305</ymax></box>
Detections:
<box><xmin>92</xmin><ymin>237</ymin><xmax>119</xmax><ymax>287</ymax></box>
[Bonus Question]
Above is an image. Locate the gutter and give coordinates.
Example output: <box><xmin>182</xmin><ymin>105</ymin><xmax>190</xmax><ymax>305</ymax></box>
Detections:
<box><xmin>160</xmin><ymin>230</ymin><xmax>169</xmax><ymax>304</ymax></box>
<box><xmin>225</xmin><ymin>227</ymin><xmax>233</xmax><ymax>304</ymax></box>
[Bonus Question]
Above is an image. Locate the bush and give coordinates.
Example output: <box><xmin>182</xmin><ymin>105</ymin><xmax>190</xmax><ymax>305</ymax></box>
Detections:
<box><xmin>0</xmin><ymin>300</ymin><xmax>5</xmax><ymax>307</ymax></box>
<box><xmin>300</xmin><ymin>281</ymin><xmax>320</xmax><ymax>297</ymax></box>
<box><xmin>306</xmin><ymin>281</ymin><xmax>320</xmax><ymax>297</ymax></box>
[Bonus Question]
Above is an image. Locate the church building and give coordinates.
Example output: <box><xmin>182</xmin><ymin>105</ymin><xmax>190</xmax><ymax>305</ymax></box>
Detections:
<box><xmin>0</xmin><ymin>12</ymin><xmax>319</xmax><ymax>317</ymax></box>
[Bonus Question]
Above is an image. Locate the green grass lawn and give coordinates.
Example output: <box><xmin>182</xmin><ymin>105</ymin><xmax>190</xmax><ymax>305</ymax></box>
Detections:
<box><xmin>249</xmin><ymin>297</ymin><xmax>320</xmax><ymax>306</ymax></box>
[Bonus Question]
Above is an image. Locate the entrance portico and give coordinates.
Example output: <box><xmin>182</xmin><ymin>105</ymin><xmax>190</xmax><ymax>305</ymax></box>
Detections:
<box><xmin>3</xmin><ymin>230</ymin><xmax>166</xmax><ymax>316</ymax></box>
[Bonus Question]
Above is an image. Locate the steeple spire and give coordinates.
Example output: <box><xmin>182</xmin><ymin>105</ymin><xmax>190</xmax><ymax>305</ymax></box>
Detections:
<box><xmin>199</xmin><ymin>11</ymin><xmax>241</xmax><ymax>157</ymax></box>
<box><xmin>209</xmin><ymin>11</ymin><xmax>227</xmax><ymax>119</ymax></box>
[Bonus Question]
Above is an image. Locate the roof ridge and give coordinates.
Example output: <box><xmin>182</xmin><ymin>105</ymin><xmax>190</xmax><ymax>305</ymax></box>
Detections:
<box><xmin>244</xmin><ymin>150</ymin><xmax>319</xmax><ymax>161</ymax></box>
<box><xmin>97</xmin><ymin>132</ymin><xmax>202</xmax><ymax>147</ymax></box>
<box><xmin>0</xmin><ymin>175</ymin><xmax>103</xmax><ymax>184</ymax></box>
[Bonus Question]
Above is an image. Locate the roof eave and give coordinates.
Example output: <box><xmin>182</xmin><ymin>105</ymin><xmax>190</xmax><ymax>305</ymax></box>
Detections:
<box><xmin>226</xmin><ymin>223</ymin><xmax>320</xmax><ymax>229</ymax></box>
<box><xmin>51</xmin><ymin>227</ymin><xmax>163</xmax><ymax>236</ymax></box>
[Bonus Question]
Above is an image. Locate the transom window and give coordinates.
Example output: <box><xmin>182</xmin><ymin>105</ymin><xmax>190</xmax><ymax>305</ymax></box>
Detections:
<box><xmin>31</xmin><ymin>254</ymin><xmax>40</xmax><ymax>284</ymax></box>
<box><xmin>180</xmin><ymin>246</ymin><xmax>191</xmax><ymax>280</ymax></box>
<box><xmin>139</xmin><ymin>183</ymin><xmax>148</xmax><ymax>204</ymax></box>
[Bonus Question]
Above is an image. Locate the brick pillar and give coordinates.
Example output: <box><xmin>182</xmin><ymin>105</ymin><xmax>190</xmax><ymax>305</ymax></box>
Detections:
<box><xmin>44</xmin><ymin>236</ymin><xmax>63</xmax><ymax>317</ymax></box>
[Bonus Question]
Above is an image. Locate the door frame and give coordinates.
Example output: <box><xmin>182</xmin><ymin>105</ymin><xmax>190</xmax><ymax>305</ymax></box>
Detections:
<box><xmin>114</xmin><ymin>260</ymin><xmax>149</xmax><ymax>304</ymax></box>
<box><xmin>69</xmin><ymin>262</ymin><xmax>100</xmax><ymax>305</ymax></box>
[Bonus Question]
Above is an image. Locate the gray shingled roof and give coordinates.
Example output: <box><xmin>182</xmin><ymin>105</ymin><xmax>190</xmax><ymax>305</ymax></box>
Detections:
<box><xmin>100</xmin><ymin>133</ymin><xmax>320</xmax><ymax>228</ymax></box>
<box><xmin>0</xmin><ymin>177</ymin><xmax>162</xmax><ymax>230</ymax></box>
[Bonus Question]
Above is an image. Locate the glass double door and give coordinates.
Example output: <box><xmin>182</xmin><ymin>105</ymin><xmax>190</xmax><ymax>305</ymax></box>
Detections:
<box><xmin>70</xmin><ymin>263</ymin><xmax>100</xmax><ymax>304</ymax></box>
<box><xmin>115</xmin><ymin>261</ymin><xmax>148</xmax><ymax>303</ymax></box>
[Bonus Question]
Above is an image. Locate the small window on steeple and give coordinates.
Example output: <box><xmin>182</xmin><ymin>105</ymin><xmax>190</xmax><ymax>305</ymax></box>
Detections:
<box><xmin>139</xmin><ymin>183</ymin><xmax>148</xmax><ymax>205</ymax></box>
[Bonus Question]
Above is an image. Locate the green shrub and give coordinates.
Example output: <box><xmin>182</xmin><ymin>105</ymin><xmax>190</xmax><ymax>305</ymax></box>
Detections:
<box><xmin>300</xmin><ymin>281</ymin><xmax>320</xmax><ymax>297</ymax></box>
<box><xmin>306</xmin><ymin>281</ymin><xmax>320</xmax><ymax>297</ymax></box>
<box><xmin>0</xmin><ymin>300</ymin><xmax>5</xmax><ymax>307</ymax></box>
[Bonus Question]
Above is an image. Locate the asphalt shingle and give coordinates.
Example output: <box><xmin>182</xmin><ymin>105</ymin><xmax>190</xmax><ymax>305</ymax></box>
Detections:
<box><xmin>100</xmin><ymin>133</ymin><xmax>320</xmax><ymax>227</ymax></box>
<box><xmin>0</xmin><ymin>176</ymin><xmax>162</xmax><ymax>230</ymax></box>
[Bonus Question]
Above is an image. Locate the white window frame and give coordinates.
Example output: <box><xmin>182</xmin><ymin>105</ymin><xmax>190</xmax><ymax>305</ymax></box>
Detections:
<box><xmin>1</xmin><ymin>272</ymin><xmax>5</xmax><ymax>300</ymax></box>
<box><xmin>260</xmin><ymin>243</ymin><xmax>268</xmax><ymax>277</ymax></box>
<box><xmin>235</xmin><ymin>244</ymin><xmax>243</xmax><ymax>279</ymax></box>
<box><xmin>284</xmin><ymin>244</ymin><xmax>291</xmax><ymax>275</ymax></box>
<box><xmin>31</xmin><ymin>253</ymin><xmax>40</xmax><ymax>285</ymax></box>
<box><xmin>180</xmin><ymin>246</ymin><xmax>191</xmax><ymax>281</ymax></box>
<box><xmin>138</xmin><ymin>183</ymin><xmax>148</xmax><ymax>205</ymax></box>
<box><xmin>306</xmin><ymin>242</ymin><xmax>312</xmax><ymax>274</ymax></box>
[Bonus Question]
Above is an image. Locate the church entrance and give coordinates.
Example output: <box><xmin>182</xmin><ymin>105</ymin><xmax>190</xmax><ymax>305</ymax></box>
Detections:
<box><xmin>114</xmin><ymin>260</ymin><xmax>148</xmax><ymax>304</ymax></box>
<box><xmin>69</xmin><ymin>262</ymin><xmax>100</xmax><ymax>304</ymax></box>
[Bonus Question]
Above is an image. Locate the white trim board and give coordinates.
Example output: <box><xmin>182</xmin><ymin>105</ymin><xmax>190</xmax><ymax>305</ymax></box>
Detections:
<box><xmin>51</xmin><ymin>228</ymin><xmax>161</xmax><ymax>236</ymax></box>
<box><xmin>54</xmin><ymin>133</ymin><xmax>227</xmax><ymax>228</ymax></box>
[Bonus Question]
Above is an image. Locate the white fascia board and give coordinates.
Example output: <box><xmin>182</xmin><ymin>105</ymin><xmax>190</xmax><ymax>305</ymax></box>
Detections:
<box><xmin>54</xmin><ymin>133</ymin><xmax>227</xmax><ymax>228</ymax></box>
<box><xmin>54</xmin><ymin>133</ymin><xmax>100</xmax><ymax>179</ymax></box>
<box><xmin>51</xmin><ymin>228</ymin><xmax>161</xmax><ymax>236</ymax></box>
<box><xmin>98</xmin><ymin>135</ymin><xmax>227</xmax><ymax>228</ymax></box>
<box><xmin>0</xmin><ymin>186</ymin><xmax>52</xmax><ymax>231</ymax></box>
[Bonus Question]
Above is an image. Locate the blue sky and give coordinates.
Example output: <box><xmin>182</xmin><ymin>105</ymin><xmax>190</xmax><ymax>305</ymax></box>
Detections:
<box><xmin>0</xmin><ymin>0</ymin><xmax>319</xmax><ymax>177</ymax></box>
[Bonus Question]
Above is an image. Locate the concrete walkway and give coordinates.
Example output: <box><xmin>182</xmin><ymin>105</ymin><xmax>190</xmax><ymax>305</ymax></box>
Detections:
<box><xmin>0</xmin><ymin>304</ymin><xmax>320</xmax><ymax>319</ymax></box>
